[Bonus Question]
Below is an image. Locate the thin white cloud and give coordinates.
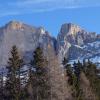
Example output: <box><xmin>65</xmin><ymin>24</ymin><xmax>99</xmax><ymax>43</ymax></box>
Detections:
<box><xmin>0</xmin><ymin>0</ymin><xmax>100</xmax><ymax>17</ymax></box>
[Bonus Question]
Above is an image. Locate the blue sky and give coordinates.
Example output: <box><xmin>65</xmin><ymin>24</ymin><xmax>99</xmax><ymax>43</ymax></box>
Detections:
<box><xmin>0</xmin><ymin>0</ymin><xmax>100</xmax><ymax>37</ymax></box>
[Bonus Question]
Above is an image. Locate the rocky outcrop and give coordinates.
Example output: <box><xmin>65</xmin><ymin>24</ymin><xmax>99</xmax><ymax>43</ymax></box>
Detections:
<box><xmin>0</xmin><ymin>21</ymin><xmax>56</xmax><ymax>66</ymax></box>
<box><xmin>57</xmin><ymin>23</ymin><xmax>100</xmax><ymax>64</ymax></box>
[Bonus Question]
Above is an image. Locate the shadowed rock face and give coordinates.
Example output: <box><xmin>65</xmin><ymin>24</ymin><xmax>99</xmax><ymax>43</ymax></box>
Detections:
<box><xmin>0</xmin><ymin>21</ymin><xmax>57</xmax><ymax>66</ymax></box>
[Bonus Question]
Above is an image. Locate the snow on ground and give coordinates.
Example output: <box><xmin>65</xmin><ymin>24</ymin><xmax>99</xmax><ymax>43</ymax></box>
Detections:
<box><xmin>90</xmin><ymin>56</ymin><xmax>100</xmax><ymax>65</ymax></box>
<box><xmin>69</xmin><ymin>56</ymin><xmax>100</xmax><ymax>68</ymax></box>
<box><xmin>82</xmin><ymin>41</ymin><xmax>100</xmax><ymax>49</ymax></box>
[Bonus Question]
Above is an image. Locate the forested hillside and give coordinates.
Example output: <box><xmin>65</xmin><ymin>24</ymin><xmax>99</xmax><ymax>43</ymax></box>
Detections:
<box><xmin>0</xmin><ymin>45</ymin><xmax>100</xmax><ymax>100</ymax></box>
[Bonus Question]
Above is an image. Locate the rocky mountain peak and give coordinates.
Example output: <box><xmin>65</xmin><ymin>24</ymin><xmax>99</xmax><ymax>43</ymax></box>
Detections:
<box><xmin>3</xmin><ymin>21</ymin><xmax>38</xmax><ymax>33</ymax></box>
<box><xmin>4</xmin><ymin>21</ymin><xmax>48</xmax><ymax>36</ymax></box>
<box><xmin>0</xmin><ymin>21</ymin><xmax>56</xmax><ymax>66</ymax></box>
<box><xmin>37</xmin><ymin>27</ymin><xmax>46</xmax><ymax>35</ymax></box>
<box><xmin>5</xmin><ymin>21</ymin><xmax>24</xmax><ymax>30</ymax></box>
<box><xmin>58</xmin><ymin>23</ymin><xmax>100</xmax><ymax>65</ymax></box>
<box><xmin>60</xmin><ymin>23</ymin><xmax>83</xmax><ymax>35</ymax></box>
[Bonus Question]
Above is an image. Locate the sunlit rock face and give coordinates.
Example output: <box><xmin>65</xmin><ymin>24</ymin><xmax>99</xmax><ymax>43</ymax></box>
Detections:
<box><xmin>0</xmin><ymin>21</ymin><xmax>57</xmax><ymax>66</ymax></box>
<box><xmin>60</xmin><ymin>23</ymin><xmax>82</xmax><ymax>36</ymax></box>
<box><xmin>6</xmin><ymin>21</ymin><xmax>24</xmax><ymax>30</ymax></box>
<box><xmin>57</xmin><ymin>23</ymin><xmax>100</xmax><ymax>65</ymax></box>
<box><xmin>58</xmin><ymin>23</ymin><xmax>97</xmax><ymax>46</ymax></box>
<box><xmin>57</xmin><ymin>23</ymin><xmax>84</xmax><ymax>60</ymax></box>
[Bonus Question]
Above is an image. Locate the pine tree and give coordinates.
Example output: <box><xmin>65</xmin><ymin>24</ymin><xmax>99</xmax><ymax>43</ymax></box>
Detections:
<box><xmin>26</xmin><ymin>67</ymin><xmax>35</xmax><ymax>100</ymax></box>
<box><xmin>5</xmin><ymin>45</ymin><xmax>23</xmax><ymax>100</ymax></box>
<box><xmin>62</xmin><ymin>57</ymin><xmax>73</xmax><ymax>85</ymax></box>
<box><xmin>72</xmin><ymin>61</ymin><xmax>83</xmax><ymax>100</ymax></box>
<box><xmin>82</xmin><ymin>59</ymin><xmax>87</xmax><ymax>73</ymax></box>
<box><xmin>84</xmin><ymin>60</ymin><xmax>100</xmax><ymax>99</ymax></box>
<box><xmin>30</xmin><ymin>46</ymin><xmax>49</xmax><ymax>100</ymax></box>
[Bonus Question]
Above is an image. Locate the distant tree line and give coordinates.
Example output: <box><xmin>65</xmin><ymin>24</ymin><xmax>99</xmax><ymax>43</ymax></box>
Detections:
<box><xmin>62</xmin><ymin>57</ymin><xmax>100</xmax><ymax>100</ymax></box>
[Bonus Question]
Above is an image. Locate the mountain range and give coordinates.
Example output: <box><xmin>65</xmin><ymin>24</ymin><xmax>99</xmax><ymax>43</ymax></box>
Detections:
<box><xmin>0</xmin><ymin>21</ymin><xmax>100</xmax><ymax>67</ymax></box>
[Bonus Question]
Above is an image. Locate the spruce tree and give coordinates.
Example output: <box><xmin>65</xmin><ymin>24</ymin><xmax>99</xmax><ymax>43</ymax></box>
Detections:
<box><xmin>73</xmin><ymin>61</ymin><xmax>83</xmax><ymax>100</ymax></box>
<box><xmin>30</xmin><ymin>47</ymin><xmax>49</xmax><ymax>100</ymax></box>
<box><xmin>26</xmin><ymin>67</ymin><xmax>35</xmax><ymax>100</ymax></box>
<box><xmin>84</xmin><ymin>60</ymin><xmax>100</xmax><ymax>99</ymax></box>
<box><xmin>73</xmin><ymin>61</ymin><xmax>81</xmax><ymax>81</ymax></box>
<box><xmin>62</xmin><ymin>57</ymin><xmax>73</xmax><ymax>85</ymax></box>
<box><xmin>5</xmin><ymin>45</ymin><xmax>23</xmax><ymax>100</ymax></box>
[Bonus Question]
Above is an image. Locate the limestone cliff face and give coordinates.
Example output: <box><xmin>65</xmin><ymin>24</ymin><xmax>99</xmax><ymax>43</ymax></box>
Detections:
<box><xmin>6</xmin><ymin>21</ymin><xmax>24</xmax><ymax>30</ymax></box>
<box><xmin>57</xmin><ymin>23</ymin><xmax>84</xmax><ymax>61</ymax></box>
<box><xmin>60</xmin><ymin>23</ymin><xmax>82</xmax><ymax>36</ymax></box>
<box><xmin>57</xmin><ymin>23</ymin><xmax>100</xmax><ymax>64</ymax></box>
<box><xmin>0</xmin><ymin>21</ymin><xmax>56</xmax><ymax>66</ymax></box>
<box><xmin>58</xmin><ymin>23</ymin><xmax>97</xmax><ymax>46</ymax></box>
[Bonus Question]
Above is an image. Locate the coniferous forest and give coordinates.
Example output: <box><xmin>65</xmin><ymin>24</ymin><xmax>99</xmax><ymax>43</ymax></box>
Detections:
<box><xmin>0</xmin><ymin>45</ymin><xmax>100</xmax><ymax>100</ymax></box>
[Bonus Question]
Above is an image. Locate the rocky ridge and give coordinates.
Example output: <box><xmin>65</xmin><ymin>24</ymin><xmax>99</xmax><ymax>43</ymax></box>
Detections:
<box><xmin>0</xmin><ymin>21</ymin><xmax>100</xmax><ymax>67</ymax></box>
